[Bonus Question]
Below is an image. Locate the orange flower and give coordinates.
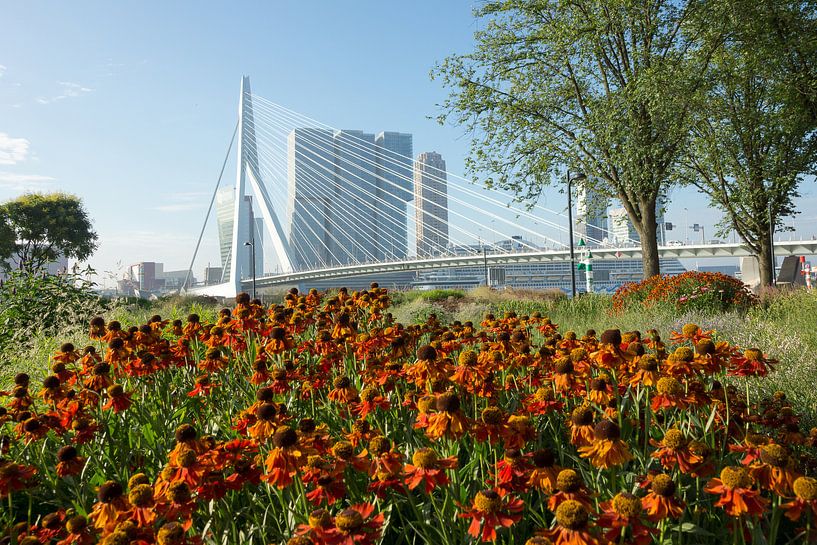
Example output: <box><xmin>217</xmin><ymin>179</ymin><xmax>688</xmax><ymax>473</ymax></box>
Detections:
<box><xmin>704</xmin><ymin>466</ymin><xmax>768</xmax><ymax>518</ymax></box>
<box><xmin>493</xmin><ymin>448</ymin><xmax>532</xmax><ymax>496</ymax></box>
<box><xmin>263</xmin><ymin>426</ymin><xmax>305</xmax><ymax>489</ymax></box>
<box><xmin>502</xmin><ymin>415</ymin><xmax>537</xmax><ymax>449</ymax></box>
<box><xmin>425</xmin><ymin>392</ymin><xmax>468</xmax><ymax>441</ymax></box>
<box><xmin>782</xmin><ymin>476</ymin><xmax>817</xmax><ymax>521</ymax></box>
<box><xmin>577</xmin><ymin>421</ymin><xmax>632</xmax><ymax>469</ymax></box>
<box><xmin>0</xmin><ymin>460</ymin><xmax>37</xmax><ymax>498</ymax></box>
<box><xmin>640</xmin><ymin>473</ymin><xmax>685</xmax><ymax>521</ymax></box>
<box><xmin>55</xmin><ymin>445</ymin><xmax>86</xmax><ymax>478</ymax></box>
<box><xmin>332</xmin><ymin>503</ymin><xmax>384</xmax><ymax>545</ymax></box>
<box><xmin>527</xmin><ymin>448</ymin><xmax>561</xmax><ymax>494</ymax></box>
<box><xmin>458</xmin><ymin>489</ymin><xmax>524</xmax><ymax>542</ymax></box>
<box><xmin>102</xmin><ymin>384</ymin><xmax>132</xmax><ymax>413</ymax></box>
<box><xmin>749</xmin><ymin>443</ymin><xmax>799</xmax><ymax>496</ymax></box>
<box><xmin>628</xmin><ymin>355</ymin><xmax>660</xmax><ymax>387</ymax></box>
<box><xmin>568</xmin><ymin>405</ymin><xmax>595</xmax><ymax>448</ymax></box>
<box><xmin>650</xmin><ymin>377</ymin><xmax>687</xmax><ymax>411</ymax></box>
<box><xmin>547</xmin><ymin>469</ymin><xmax>594</xmax><ymax>512</ymax></box>
<box><xmin>327</xmin><ymin>376</ymin><xmax>360</xmax><ymax>404</ymax></box>
<box><xmin>650</xmin><ymin>429</ymin><xmax>702</xmax><ymax>474</ymax></box>
<box><xmin>540</xmin><ymin>499</ymin><xmax>605</xmax><ymax>545</ymax></box>
<box><xmin>597</xmin><ymin>492</ymin><xmax>655</xmax><ymax>545</ymax></box>
<box><xmin>403</xmin><ymin>448</ymin><xmax>457</xmax><ymax>493</ymax></box>
<box><xmin>88</xmin><ymin>481</ymin><xmax>130</xmax><ymax>531</ymax></box>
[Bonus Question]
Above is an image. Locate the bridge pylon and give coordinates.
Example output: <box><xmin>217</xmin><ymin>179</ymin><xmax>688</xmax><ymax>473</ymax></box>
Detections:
<box><xmin>192</xmin><ymin>76</ymin><xmax>293</xmax><ymax>299</ymax></box>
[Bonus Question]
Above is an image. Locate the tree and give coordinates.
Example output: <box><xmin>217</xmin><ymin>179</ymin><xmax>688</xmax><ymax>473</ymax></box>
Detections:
<box><xmin>433</xmin><ymin>0</ymin><xmax>726</xmax><ymax>278</ymax></box>
<box><xmin>681</xmin><ymin>0</ymin><xmax>817</xmax><ymax>286</ymax></box>
<box><xmin>0</xmin><ymin>192</ymin><xmax>98</xmax><ymax>273</ymax></box>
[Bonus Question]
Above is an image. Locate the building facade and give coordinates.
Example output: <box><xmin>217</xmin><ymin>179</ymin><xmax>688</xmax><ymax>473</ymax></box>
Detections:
<box><xmin>414</xmin><ymin>151</ymin><xmax>449</xmax><ymax>257</ymax></box>
<box><xmin>575</xmin><ymin>185</ymin><xmax>609</xmax><ymax>246</ymax></box>
<box><xmin>216</xmin><ymin>188</ymin><xmax>264</xmax><ymax>281</ymax></box>
<box><xmin>287</xmin><ymin>128</ymin><xmax>413</xmax><ymax>269</ymax></box>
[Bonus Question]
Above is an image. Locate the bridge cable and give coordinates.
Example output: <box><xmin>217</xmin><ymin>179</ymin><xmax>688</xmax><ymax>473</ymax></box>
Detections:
<box><xmin>180</xmin><ymin>119</ymin><xmax>239</xmax><ymax>293</ymax></box>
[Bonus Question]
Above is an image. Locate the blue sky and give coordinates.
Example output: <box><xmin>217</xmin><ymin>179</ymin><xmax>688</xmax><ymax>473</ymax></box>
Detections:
<box><xmin>1</xmin><ymin>2</ymin><xmax>815</xmax><ymax>283</ymax></box>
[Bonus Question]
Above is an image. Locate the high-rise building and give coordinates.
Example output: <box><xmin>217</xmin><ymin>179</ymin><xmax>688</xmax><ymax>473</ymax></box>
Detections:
<box><xmin>575</xmin><ymin>185</ymin><xmax>609</xmax><ymax>246</ymax></box>
<box><xmin>287</xmin><ymin>128</ymin><xmax>413</xmax><ymax>269</ymax></box>
<box><xmin>375</xmin><ymin>132</ymin><xmax>413</xmax><ymax>260</ymax></box>
<box><xmin>216</xmin><ymin>187</ymin><xmax>264</xmax><ymax>281</ymax></box>
<box><xmin>606</xmin><ymin>192</ymin><xmax>669</xmax><ymax>247</ymax></box>
<box><xmin>609</xmin><ymin>208</ymin><xmax>639</xmax><ymax>245</ymax></box>
<box><xmin>414</xmin><ymin>151</ymin><xmax>449</xmax><ymax>257</ymax></box>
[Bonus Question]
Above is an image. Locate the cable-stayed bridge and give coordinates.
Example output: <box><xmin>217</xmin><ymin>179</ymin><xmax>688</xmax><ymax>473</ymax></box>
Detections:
<box><xmin>184</xmin><ymin>77</ymin><xmax>817</xmax><ymax>297</ymax></box>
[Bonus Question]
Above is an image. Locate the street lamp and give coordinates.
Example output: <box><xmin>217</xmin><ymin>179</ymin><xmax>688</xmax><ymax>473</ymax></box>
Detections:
<box><xmin>244</xmin><ymin>241</ymin><xmax>256</xmax><ymax>299</ymax></box>
<box><xmin>567</xmin><ymin>170</ymin><xmax>586</xmax><ymax>297</ymax></box>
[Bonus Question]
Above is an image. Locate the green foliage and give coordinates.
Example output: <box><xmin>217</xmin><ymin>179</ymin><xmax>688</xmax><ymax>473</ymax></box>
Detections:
<box><xmin>433</xmin><ymin>0</ymin><xmax>727</xmax><ymax>277</ymax></box>
<box><xmin>0</xmin><ymin>192</ymin><xmax>98</xmax><ymax>272</ymax></box>
<box><xmin>681</xmin><ymin>0</ymin><xmax>817</xmax><ymax>285</ymax></box>
<box><xmin>0</xmin><ymin>266</ymin><xmax>105</xmax><ymax>353</ymax></box>
<box><xmin>391</xmin><ymin>289</ymin><xmax>465</xmax><ymax>306</ymax></box>
<box><xmin>612</xmin><ymin>271</ymin><xmax>757</xmax><ymax>314</ymax></box>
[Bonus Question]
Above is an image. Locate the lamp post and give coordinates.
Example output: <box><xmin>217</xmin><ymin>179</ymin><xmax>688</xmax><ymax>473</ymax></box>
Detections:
<box><xmin>567</xmin><ymin>170</ymin><xmax>586</xmax><ymax>297</ymax></box>
<box><xmin>244</xmin><ymin>241</ymin><xmax>256</xmax><ymax>299</ymax></box>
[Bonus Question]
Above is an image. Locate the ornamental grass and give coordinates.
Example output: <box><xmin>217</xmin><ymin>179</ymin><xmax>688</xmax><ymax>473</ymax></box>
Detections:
<box><xmin>1</xmin><ymin>285</ymin><xmax>815</xmax><ymax>544</ymax></box>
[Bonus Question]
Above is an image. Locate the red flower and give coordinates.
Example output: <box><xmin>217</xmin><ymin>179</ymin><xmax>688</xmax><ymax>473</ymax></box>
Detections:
<box><xmin>0</xmin><ymin>460</ymin><xmax>36</xmax><ymax>498</ymax></box>
<box><xmin>458</xmin><ymin>489</ymin><xmax>524</xmax><ymax>542</ymax></box>
<box><xmin>403</xmin><ymin>448</ymin><xmax>457</xmax><ymax>494</ymax></box>
<box><xmin>704</xmin><ymin>466</ymin><xmax>768</xmax><ymax>518</ymax></box>
<box><xmin>332</xmin><ymin>503</ymin><xmax>384</xmax><ymax>545</ymax></box>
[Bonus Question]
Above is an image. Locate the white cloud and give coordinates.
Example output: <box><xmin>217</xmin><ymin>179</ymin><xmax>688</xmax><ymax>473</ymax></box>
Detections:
<box><xmin>0</xmin><ymin>172</ymin><xmax>55</xmax><ymax>191</ymax></box>
<box><xmin>150</xmin><ymin>191</ymin><xmax>209</xmax><ymax>213</ymax></box>
<box><xmin>152</xmin><ymin>203</ymin><xmax>203</xmax><ymax>213</ymax></box>
<box><xmin>0</xmin><ymin>133</ymin><xmax>30</xmax><ymax>165</ymax></box>
<box><xmin>0</xmin><ymin>65</ymin><xmax>6</xmax><ymax>78</ymax></box>
<box><xmin>36</xmin><ymin>81</ymin><xmax>94</xmax><ymax>104</ymax></box>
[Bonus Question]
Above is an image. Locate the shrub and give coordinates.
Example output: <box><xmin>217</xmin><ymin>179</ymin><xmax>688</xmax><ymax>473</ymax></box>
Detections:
<box><xmin>0</xmin><ymin>266</ymin><xmax>106</xmax><ymax>353</ymax></box>
<box><xmin>612</xmin><ymin>271</ymin><xmax>756</xmax><ymax>314</ymax></box>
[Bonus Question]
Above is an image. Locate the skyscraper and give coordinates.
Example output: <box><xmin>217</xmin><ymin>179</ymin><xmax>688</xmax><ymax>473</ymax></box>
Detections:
<box><xmin>575</xmin><ymin>185</ymin><xmax>609</xmax><ymax>246</ymax></box>
<box><xmin>414</xmin><ymin>152</ymin><xmax>449</xmax><ymax>257</ymax></box>
<box><xmin>216</xmin><ymin>187</ymin><xmax>263</xmax><ymax>281</ymax></box>
<box><xmin>376</xmin><ymin>132</ymin><xmax>413</xmax><ymax>260</ymax></box>
<box><xmin>287</xmin><ymin>128</ymin><xmax>413</xmax><ymax>269</ymax></box>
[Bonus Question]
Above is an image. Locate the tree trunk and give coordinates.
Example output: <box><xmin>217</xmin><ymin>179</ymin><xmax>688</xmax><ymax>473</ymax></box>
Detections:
<box><xmin>757</xmin><ymin>237</ymin><xmax>774</xmax><ymax>286</ymax></box>
<box><xmin>637</xmin><ymin>201</ymin><xmax>661</xmax><ymax>279</ymax></box>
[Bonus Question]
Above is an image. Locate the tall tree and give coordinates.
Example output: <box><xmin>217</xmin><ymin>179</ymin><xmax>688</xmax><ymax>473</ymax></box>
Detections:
<box><xmin>433</xmin><ymin>0</ymin><xmax>725</xmax><ymax>278</ymax></box>
<box><xmin>682</xmin><ymin>0</ymin><xmax>817</xmax><ymax>286</ymax></box>
<box><xmin>0</xmin><ymin>192</ymin><xmax>98</xmax><ymax>273</ymax></box>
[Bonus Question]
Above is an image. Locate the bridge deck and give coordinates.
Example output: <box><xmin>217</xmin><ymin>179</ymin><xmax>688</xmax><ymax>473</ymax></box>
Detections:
<box><xmin>185</xmin><ymin>240</ymin><xmax>817</xmax><ymax>294</ymax></box>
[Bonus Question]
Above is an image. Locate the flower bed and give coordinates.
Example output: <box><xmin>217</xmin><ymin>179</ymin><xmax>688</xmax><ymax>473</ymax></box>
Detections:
<box><xmin>1</xmin><ymin>286</ymin><xmax>812</xmax><ymax>544</ymax></box>
<box><xmin>613</xmin><ymin>271</ymin><xmax>757</xmax><ymax>314</ymax></box>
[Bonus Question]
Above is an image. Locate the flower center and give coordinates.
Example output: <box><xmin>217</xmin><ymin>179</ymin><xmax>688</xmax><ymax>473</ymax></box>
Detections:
<box><xmin>720</xmin><ymin>466</ymin><xmax>751</xmax><ymax>489</ymax></box>
<box><xmin>474</xmin><ymin>490</ymin><xmax>502</xmax><ymax>513</ymax></box>
<box><xmin>335</xmin><ymin>509</ymin><xmax>364</xmax><ymax>532</ymax></box>
<box><xmin>612</xmin><ymin>492</ymin><xmax>642</xmax><ymax>517</ymax></box>
<box><xmin>760</xmin><ymin>444</ymin><xmax>788</xmax><ymax>468</ymax></box>
<box><xmin>309</xmin><ymin>509</ymin><xmax>333</xmax><ymax>529</ymax></box>
<box><xmin>481</xmin><ymin>407</ymin><xmax>504</xmax><ymax>425</ymax></box>
<box><xmin>412</xmin><ymin>448</ymin><xmax>439</xmax><ymax>469</ymax></box>
<box><xmin>556</xmin><ymin>500</ymin><xmax>588</xmax><ymax>530</ymax></box>
<box><xmin>662</xmin><ymin>429</ymin><xmax>686</xmax><ymax>450</ymax></box>
<box><xmin>273</xmin><ymin>426</ymin><xmax>298</xmax><ymax>448</ymax></box>
<box><xmin>794</xmin><ymin>477</ymin><xmax>817</xmax><ymax>501</ymax></box>
<box><xmin>556</xmin><ymin>469</ymin><xmax>582</xmax><ymax>492</ymax></box>
<box><xmin>656</xmin><ymin>377</ymin><xmax>683</xmax><ymax>396</ymax></box>
<box><xmin>436</xmin><ymin>392</ymin><xmax>461</xmax><ymax>413</ymax></box>
<box><xmin>651</xmin><ymin>474</ymin><xmax>676</xmax><ymax>497</ymax></box>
